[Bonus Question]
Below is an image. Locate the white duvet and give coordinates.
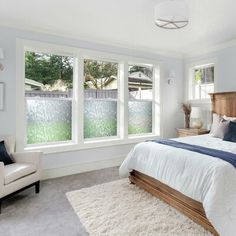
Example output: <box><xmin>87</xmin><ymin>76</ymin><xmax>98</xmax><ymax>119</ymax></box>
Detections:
<box><xmin>119</xmin><ymin>134</ymin><xmax>236</xmax><ymax>236</ymax></box>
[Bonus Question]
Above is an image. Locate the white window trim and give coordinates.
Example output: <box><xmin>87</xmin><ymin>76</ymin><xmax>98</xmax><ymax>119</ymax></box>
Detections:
<box><xmin>185</xmin><ymin>58</ymin><xmax>218</xmax><ymax>104</ymax></box>
<box><xmin>83</xmin><ymin>58</ymin><xmax>121</xmax><ymax>141</ymax></box>
<box><xmin>16</xmin><ymin>39</ymin><xmax>161</xmax><ymax>154</ymax></box>
<box><xmin>127</xmin><ymin>63</ymin><xmax>157</xmax><ymax>137</ymax></box>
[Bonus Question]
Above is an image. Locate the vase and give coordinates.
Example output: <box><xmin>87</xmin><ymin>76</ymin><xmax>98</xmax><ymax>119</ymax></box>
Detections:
<box><xmin>192</xmin><ymin>119</ymin><xmax>203</xmax><ymax>129</ymax></box>
<box><xmin>185</xmin><ymin>114</ymin><xmax>190</xmax><ymax>128</ymax></box>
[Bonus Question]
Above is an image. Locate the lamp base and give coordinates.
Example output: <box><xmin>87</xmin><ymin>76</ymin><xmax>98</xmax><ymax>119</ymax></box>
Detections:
<box><xmin>192</xmin><ymin>120</ymin><xmax>203</xmax><ymax>129</ymax></box>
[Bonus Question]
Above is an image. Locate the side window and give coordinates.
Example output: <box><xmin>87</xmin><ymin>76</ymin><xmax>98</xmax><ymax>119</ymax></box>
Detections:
<box><xmin>192</xmin><ymin>64</ymin><xmax>214</xmax><ymax>100</ymax></box>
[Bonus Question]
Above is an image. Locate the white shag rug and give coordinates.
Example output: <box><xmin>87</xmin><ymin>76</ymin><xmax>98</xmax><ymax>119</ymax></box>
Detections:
<box><xmin>66</xmin><ymin>179</ymin><xmax>213</xmax><ymax>236</ymax></box>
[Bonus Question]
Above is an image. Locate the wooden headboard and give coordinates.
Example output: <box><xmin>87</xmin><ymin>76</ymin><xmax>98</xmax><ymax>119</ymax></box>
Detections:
<box><xmin>210</xmin><ymin>92</ymin><xmax>236</xmax><ymax>117</ymax></box>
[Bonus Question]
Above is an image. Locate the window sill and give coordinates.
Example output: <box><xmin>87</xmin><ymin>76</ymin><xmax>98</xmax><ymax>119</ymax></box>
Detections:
<box><xmin>188</xmin><ymin>99</ymin><xmax>211</xmax><ymax>105</ymax></box>
<box><xmin>24</xmin><ymin>134</ymin><xmax>160</xmax><ymax>154</ymax></box>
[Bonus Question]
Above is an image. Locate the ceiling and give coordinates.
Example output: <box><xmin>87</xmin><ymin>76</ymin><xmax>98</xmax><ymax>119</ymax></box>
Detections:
<box><xmin>1</xmin><ymin>0</ymin><xmax>236</xmax><ymax>57</ymax></box>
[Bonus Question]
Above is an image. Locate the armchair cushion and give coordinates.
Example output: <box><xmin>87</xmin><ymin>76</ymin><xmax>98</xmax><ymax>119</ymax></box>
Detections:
<box><xmin>0</xmin><ymin>141</ymin><xmax>14</xmax><ymax>165</ymax></box>
<box><xmin>4</xmin><ymin>163</ymin><xmax>37</xmax><ymax>185</ymax></box>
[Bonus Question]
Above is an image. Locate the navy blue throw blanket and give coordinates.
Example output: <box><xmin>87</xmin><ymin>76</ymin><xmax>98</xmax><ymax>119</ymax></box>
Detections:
<box><xmin>150</xmin><ymin>138</ymin><xmax>236</xmax><ymax>168</ymax></box>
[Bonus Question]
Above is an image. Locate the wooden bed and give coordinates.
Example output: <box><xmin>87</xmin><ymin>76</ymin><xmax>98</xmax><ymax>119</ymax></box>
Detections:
<box><xmin>129</xmin><ymin>91</ymin><xmax>236</xmax><ymax>236</ymax></box>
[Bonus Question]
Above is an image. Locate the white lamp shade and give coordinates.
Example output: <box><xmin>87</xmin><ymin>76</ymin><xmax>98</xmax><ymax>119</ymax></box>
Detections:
<box><xmin>155</xmin><ymin>0</ymin><xmax>189</xmax><ymax>29</ymax></box>
<box><xmin>191</xmin><ymin>107</ymin><xmax>202</xmax><ymax>119</ymax></box>
<box><xmin>0</xmin><ymin>48</ymin><xmax>4</xmax><ymax>59</ymax></box>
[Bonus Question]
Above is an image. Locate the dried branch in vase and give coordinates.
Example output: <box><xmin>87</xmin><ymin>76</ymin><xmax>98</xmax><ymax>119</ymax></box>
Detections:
<box><xmin>182</xmin><ymin>103</ymin><xmax>191</xmax><ymax>115</ymax></box>
<box><xmin>182</xmin><ymin>103</ymin><xmax>191</xmax><ymax>128</ymax></box>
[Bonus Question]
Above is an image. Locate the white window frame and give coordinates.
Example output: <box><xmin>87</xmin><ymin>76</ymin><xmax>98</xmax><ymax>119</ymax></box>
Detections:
<box><xmin>24</xmin><ymin>49</ymin><xmax>78</xmax><ymax>148</ymax></box>
<box><xmin>186</xmin><ymin>58</ymin><xmax>218</xmax><ymax>104</ymax></box>
<box><xmin>16</xmin><ymin>39</ymin><xmax>161</xmax><ymax>154</ymax></box>
<box><xmin>127</xmin><ymin>62</ymin><xmax>155</xmax><ymax>137</ymax></box>
<box><xmin>83</xmin><ymin>57</ymin><xmax>121</xmax><ymax>141</ymax></box>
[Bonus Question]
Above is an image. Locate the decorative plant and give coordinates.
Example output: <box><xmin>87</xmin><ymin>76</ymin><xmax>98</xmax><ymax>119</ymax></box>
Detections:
<box><xmin>182</xmin><ymin>103</ymin><xmax>191</xmax><ymax>128</ymax></box>
<box><xmin>194</xmin><ymin>69</ymin><xmax>202</xmax><ymax>84</ymax></box>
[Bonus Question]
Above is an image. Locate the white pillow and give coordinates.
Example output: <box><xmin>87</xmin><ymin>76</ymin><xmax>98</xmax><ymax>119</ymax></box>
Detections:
<box><xmin>223</xmin><ymin>115</ymin><xmax>236</xmax><ymax>122</ymax></box>
<box><xmin>212</xmin><ymin>119</ymin><xmax>230</xmax><ymax>139</ymax></box>
<box><xmin>210</xmin><ymin>113</ymin><xmax>222</xmax><ymax>134</ymax></box>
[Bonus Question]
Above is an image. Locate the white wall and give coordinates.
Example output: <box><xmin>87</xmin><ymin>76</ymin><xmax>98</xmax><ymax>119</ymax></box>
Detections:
<box><xmin>0</xmin><ymin>26</ymin><xmax>184</xmax><ymax>179</ymax></box>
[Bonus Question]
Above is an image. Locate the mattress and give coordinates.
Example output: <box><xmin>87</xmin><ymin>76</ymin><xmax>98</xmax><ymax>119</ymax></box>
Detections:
<box><xmin>119</xmin><ymin>134</ymin><xmax>236</xmax><ymax>236</ymax></box>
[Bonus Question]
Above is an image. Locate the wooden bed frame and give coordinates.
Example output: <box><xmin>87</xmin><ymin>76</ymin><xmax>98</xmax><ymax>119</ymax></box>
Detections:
<box><xmin>129</xmin><ymin>91</ymin><xmax>236</xmax><ymax>236</ymax></box>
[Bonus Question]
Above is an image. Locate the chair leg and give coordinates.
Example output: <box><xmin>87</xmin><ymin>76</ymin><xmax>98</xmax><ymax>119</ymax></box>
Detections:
<box><xmin>35</xmin><ymin>181</ymin><xmax>40</xmax><ymax>194</ymax></box>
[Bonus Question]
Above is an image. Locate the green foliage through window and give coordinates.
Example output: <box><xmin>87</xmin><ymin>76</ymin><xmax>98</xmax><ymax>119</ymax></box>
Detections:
<box><xmin>84</xmin><ymin>59</ymin><xmax>118</xmax><ymax>90</ymax></box>
<box><xmin>25</xmin><ymin>51</ymin><xmax>73</xmax><ymax>89</ymax></box>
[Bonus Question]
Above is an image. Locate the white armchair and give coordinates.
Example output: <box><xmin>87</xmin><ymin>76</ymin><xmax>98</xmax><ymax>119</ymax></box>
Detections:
<box><xmin>0</xmin><ymin>136</ymin><xmax>42</xmax><ymax>213</ymax></box>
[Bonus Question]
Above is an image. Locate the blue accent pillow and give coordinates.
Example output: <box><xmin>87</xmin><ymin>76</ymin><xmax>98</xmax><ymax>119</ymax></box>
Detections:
<box><xmin>0</xmin><ymin>141</ymin><xmax>14</xmax><ymax>165</ymax></box>
<box><xmin>223</xmin><ymin>121</ymin><xmax>236</xmax><ymax>142</ymax></box>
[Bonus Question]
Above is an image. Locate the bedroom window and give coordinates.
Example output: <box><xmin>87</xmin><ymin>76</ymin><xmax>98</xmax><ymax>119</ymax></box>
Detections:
<box><xmin>128</xmin><ymin>64</ymin><xmax>153</xmax><ymax>135</ymax></box>
<box><xmin>189</xmin><ymin>63</ymin><xmax>214</xmax><ymax>100</ymax></box>
<box><xmin>17</xmin><ymin>40</ymin><xmax>161</xmax><ymax>153</ymax></box>
<box><xmin>83</xmin><ymin>59</ymin><xmax>119</xmax><ymax>139</ymax></box>
<box><xmin>24</xmin><ymin>51</ymin><xmax>75</xmax><ymax>145</ymax></box>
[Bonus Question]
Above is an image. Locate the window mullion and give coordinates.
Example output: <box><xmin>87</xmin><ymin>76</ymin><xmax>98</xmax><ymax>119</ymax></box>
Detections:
<box><xmin>153</xmin><ymin>66</ymin><xmax>160</xmax><ymax>136</ymax></box>
<box><xmin>120</xmin><ymin>62</ymin><xmax>128</xmax><ymax>140</ymax></box>
<box><xmin>16</xmin><ymin>43</ymin><xmax>26</xmax><ymax>152</ymax></box>
<box><xmin>77</xmin><ymin>54</ymin><xmax>84</xmax><ymax>145</ymax></box>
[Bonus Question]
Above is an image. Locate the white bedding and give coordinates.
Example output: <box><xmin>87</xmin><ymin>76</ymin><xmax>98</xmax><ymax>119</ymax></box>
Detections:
<box><xmin>119</xmin><ymin>134</ymin><xmax>236</xmax><ymax>236</ymax></box>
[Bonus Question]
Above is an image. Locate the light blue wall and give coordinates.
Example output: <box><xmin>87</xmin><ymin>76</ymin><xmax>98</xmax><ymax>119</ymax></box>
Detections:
<box><xmin>184</xmin><ymin>44</ymin><xmax>236</xmax><ymax>129</ymax></box>
<box><xmin>184</xmin><ymin>45</ymin><xmax>236</xmax><ymax>93</ymax></box>
<box><xmin>0</xmin><ymin>26</ymin><xmax>184</xmax><ymax>173</ymax></box>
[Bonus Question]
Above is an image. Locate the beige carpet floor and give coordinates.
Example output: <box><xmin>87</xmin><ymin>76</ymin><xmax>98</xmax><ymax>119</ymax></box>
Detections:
<box><xmin>66</xmin><ymin>179</ymin><xmax>213</xmax><ymax>236</ymax></box>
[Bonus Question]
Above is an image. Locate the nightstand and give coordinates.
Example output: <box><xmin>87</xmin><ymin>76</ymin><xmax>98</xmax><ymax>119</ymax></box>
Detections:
<box><xmin>177</xmin><ymin>128</ymin><xmax>210</xmax><ymax>137</ymax></box>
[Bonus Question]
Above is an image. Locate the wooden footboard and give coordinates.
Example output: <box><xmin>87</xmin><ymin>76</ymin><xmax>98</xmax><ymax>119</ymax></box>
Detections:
<box><xmin>129</xmin><ymin>171</ymin><xmax>219</xmax><ymax>236</ymax></box>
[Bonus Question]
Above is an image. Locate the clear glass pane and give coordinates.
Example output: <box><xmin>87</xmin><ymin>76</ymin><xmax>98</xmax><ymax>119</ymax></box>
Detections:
<box><xmin>194</xmin><ymin>65</ymin><xmax>214</xmax><ymax>99</ymax></box>
<box><xmin>194</xmin><ymin>69</ymin><xmax>202</xmax><ymax>84</ymax></box>
<box><xmin>205</xmin><ymin>67</ymin><xmax>214</xmax><ymax>83</ymax></box>
<box><xmin>84</xmin><ymin>100</ymin><xmax>117</xmax><ymax>139</ymax></box>
<box><xmin>194</xmin><ymin>66</ymin><xmax>214</xmax><ymax>85</ymax></box>
<box><xmin>128</xmin><ymin>65</ymin><xmax>153</xmax><ymax>100</ymax></box>
<box><xmin>128</xmin><ymin>101</ymin><xmax>152</xmax><ymax>135</ymax></box>
<box><xmin>25</xmin><ymin>51</ymin><xmax>74</xmax><ymax>96</ymax></box>
<box><xmin>26</xmin><ymin>99</ymin><xmax>72</xmax><ymax>144</ymax></box>
<box><xmin>84</xmin><ymin>59</ymin><xmax>118</xmax><ymax>99</ymax></box>
<box><xmin>25</xmin><ymin>51</ymin><xmax>74</xmax><ymax>145</ymax></box>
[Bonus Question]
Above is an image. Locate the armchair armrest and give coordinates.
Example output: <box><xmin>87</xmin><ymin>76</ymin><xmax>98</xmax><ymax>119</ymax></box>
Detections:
<box><xmin>12</xmin><ymin>151</ymin><xmax>42</xmax><ymax>169</ymax></box>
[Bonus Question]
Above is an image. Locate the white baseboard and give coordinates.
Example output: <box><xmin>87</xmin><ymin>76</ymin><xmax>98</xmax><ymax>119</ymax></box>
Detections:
<box><xmin>42</xmin><ymin>156</ymin><xmax>125</xmax><ymax>180</ymax></box>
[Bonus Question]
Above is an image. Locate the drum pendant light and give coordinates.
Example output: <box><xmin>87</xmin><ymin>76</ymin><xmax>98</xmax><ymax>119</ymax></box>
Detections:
<box><xmin>155</xmin><ymin>0</ymin><xmax>189</xmax><ymax>29</ymax></box>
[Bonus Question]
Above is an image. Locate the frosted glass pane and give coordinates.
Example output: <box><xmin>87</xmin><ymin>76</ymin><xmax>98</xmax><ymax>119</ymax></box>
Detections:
<box><xmin>200</xmin><ymin>84</ymin><xmax>214</xmax><ymax>99</ymax></box>
<box><xmin>84</xmin><ymin>100</ymin><xmax>117</xmax><ymax>138</ymax></box>
<box><xmin>26</xmin><ymin>99</ymin><xmax>72</xmax><ymax>144</ymax></box>
<box><xmin>128</xmin><ymin>101</ymin><xmax>152</xmax><ymax>135</ymax></box>
<box><xmin>194</xmin><ymin>85</ymin><xmax>200</xmax><ymax>99</ymax></box>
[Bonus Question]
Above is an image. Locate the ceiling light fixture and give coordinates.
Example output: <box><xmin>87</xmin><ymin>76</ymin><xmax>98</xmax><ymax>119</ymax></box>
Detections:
<box><xmin>155</xmin><ymin>0</ymin><xmax>189</xmax><ymax>29</ymax></box>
